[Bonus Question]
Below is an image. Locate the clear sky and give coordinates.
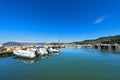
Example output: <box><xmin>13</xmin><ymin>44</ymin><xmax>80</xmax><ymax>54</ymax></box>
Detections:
<box><xmin>0</xmin><ymin>0</ymin><xmax>120</xmax><ymax>43</ymax></box>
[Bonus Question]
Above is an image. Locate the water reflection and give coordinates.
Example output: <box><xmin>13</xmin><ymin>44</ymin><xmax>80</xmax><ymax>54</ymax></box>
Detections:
<box><xmin>96</xmin><ymin>49</ymin><xmax>120</xmax><ymax>54</ymax></box>
<box><xmin>12</xmin><ymin>53</ymin><xmax>60</xmax><ymax>64</ymax></box>
<box><xmin>74</xmin><ymin>48</ymin><xmax>120</xmax><ymax>55</ymax></box>
<box><xmin>13</xmin><ymin>56</ymin><xmax>41</xmax><ymax>64</ymax></box>
<box><xmin>52</xmin><ymin>52</ymin><xmax>61</xmax><ymax>55</ymax></box>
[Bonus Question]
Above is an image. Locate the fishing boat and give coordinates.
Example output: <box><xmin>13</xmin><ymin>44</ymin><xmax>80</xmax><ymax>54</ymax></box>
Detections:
<box><xmin>13</xmin><ymin>49</ymin><xmax>39</xmax><ymax>59</ymax></box>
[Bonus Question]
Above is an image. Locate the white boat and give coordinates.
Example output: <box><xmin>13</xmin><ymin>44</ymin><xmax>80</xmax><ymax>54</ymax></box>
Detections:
<box><xmin>30</xmin><ymin>48</ymin><xmax>49</xmax><ymax>55</ymax></box>
<box><xmin>38</xmin><ymin>48</ymin><xmax>49</xmax><ymax>55</ymax></box>
<box><xmin>13</xmin><ymin>49</ymin><xmax>39</xmax><ymax>59</ymax></box>
<box><xmin>75</xmin><ymin>45</ymin><xmax>82</xmax><ymax>48</ymax></box>
<box><xmin>48</xmin><ymin>48</ymin><xmax>60</xmax><ymax>53</ymax></box>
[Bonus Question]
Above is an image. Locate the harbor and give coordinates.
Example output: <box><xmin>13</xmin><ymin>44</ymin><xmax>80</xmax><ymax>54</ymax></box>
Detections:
<box><xmin>1</xmin><ymin>43</ymin><xmax>120</xmax><ymax>57</ymax></box>
<box><xmin>0</xmin><ymin>42</ymin><xmax>120</xmax><ymax>80</ymax></box>
<box><xmin>0</xmin><ymin>0</ymin><xmax>120</xmax><ymax>80</ymax></box>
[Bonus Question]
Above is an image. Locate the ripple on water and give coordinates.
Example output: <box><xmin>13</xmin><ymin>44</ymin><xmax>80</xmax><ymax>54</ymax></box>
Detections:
<box><xmin>0</xmin><ymin>48</ymin><xmax>120</xmax><ymax>80</ymax></box>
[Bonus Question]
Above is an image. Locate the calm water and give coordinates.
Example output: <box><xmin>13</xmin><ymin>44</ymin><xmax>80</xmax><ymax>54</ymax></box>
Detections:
<box><xmin>0</xmin><ymin>48</ymin><xmax>120</xmax><ymax>80</ymax></box>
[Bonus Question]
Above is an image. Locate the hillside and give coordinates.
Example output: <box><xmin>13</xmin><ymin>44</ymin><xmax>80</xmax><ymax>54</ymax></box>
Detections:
<box><xmin>2</xmin><ymin>42</ymin><xmax>47</xmax><ymax>46</ymax></box>
<box><xmin>74</xmin><ymin>35</ymin><xmax>120</xmax><ymax>44</ymax></box>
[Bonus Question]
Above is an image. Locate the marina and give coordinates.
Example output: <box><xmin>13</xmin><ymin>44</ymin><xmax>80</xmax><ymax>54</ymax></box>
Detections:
<box><xmin>1</xmin><ymin>43</ymin><xmax>120</xmax><ymax>58</ymax></box>
<box><xmin>0</xmin><ymin>0</ymin><xmax>120</xmax><ymax>80</ymax></box>
<box><xmin>0</xmin><ymin>45</ymin><xmax>62</xmax><ymax>58</ymax></box>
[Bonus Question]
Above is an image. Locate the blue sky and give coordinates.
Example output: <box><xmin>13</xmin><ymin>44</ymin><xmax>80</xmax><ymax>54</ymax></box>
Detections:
<box><xmin>0</xmin><ymin>0</ymin><xmax>120</xmax><ymax>43</ymax></box>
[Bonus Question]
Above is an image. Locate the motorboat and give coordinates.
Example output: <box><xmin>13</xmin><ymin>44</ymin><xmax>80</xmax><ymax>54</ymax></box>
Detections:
<box><xmin>13</xmin><ymin>49</ymin><xmax>39</xmax><ymax>59</ymax></box>
<box><xmin>75</xmin><ymin>45</ymin><xmax>82</xmax><ymax>48</ymax></box>
<box><xmin>48</xmin><ymin>47</ymin><xmax>60</xmax><ymax>53</ymax></box>
<box><xmin>30</xmin><ymin>48</ymin><xmax>49</xmax><ymax>56</ymax></box>
<box><xmin>39</xmin><ymin>47</ymin><xmax>49</xmax><ymax>55</ymax></box>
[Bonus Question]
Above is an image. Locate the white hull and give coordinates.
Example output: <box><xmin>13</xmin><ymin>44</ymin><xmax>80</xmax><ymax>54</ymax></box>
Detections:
<box><xmin>48</xmin><ymin>48</ymin><xmax>60</xmax><ymax>53</ymax></box>
<box><xmin>13</xmin><ymin>50</ymin><xmax>36</xmax><ymax>59</ymax></box>
<box><xmin>38</xmin><ymin>48</ymin><xmax>48</xmax><ymax>55</ymax></box>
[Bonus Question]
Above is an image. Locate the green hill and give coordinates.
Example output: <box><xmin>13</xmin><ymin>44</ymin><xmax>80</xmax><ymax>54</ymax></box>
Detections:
<box><xmin>74</xmin><ymin>35</ymin><xmax>120</xmax><ymax>44</ymax></box>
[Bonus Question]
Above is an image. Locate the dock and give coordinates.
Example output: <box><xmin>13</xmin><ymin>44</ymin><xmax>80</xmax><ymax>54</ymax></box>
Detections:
<box><xmin>93</xmin><ymin>44</ymin><xmax>120</xmax><ymax>51</ymax></box>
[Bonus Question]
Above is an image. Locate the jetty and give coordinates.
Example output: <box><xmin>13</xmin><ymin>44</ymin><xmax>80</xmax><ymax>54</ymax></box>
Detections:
<box><xmin>93</xmin><ymin>44</ymin><xmax>120</xmax><ymax>51</ymax></box>
<box><xmin>74</xmin><ymin>43</ymin><xmax>120</xmax><ymax>51</ymax></box>
<box><xmin>0</xmin><ymin>47</ymin><xmax>13</xmax><ymax>56</ymax></box>
<box><xmin>0</xmin><ymin>46</ymin><xmax>27</xmax><ymax>57</ymax></box>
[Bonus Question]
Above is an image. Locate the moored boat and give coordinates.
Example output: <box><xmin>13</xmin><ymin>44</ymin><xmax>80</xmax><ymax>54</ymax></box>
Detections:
<box><xmin>48</xmin><ymin>47</ymin><xmax>60</xmax><ymax>53</ymax></box>
<box><xmin>13</xmin><ymin>49</ymin><xmax>39</xmax><ymax>59</ymax></box>
<box><xmin>38</xmin><ymin>47</ymin><xmax>49</xmax><ymax>55</ymax></box>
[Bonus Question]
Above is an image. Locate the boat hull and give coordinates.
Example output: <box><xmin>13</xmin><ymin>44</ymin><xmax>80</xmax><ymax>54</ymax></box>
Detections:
<box><xmin>13</xmin><ymin>50</ymin><xmax>36</xmax><ymax>59</ymax></box>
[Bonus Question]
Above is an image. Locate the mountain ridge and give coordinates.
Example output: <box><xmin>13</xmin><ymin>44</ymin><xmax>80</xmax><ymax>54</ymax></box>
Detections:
<box><xmin>74</xmin><ymin>35</ymin><xmax>120</xmax><ymax>44</ymax></box>
<box><xmin>2</xmin><ymin>42</ymin><xmax>47</xmax><ymax>46</ymax></box>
